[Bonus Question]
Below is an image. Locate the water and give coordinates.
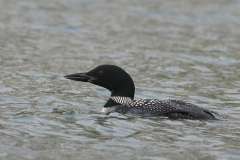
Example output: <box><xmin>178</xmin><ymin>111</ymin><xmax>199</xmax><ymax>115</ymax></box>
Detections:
<box><xmin>0</xmin><ymin>0</ymin><xmax>240</xmax><ymax>159</ymax></box>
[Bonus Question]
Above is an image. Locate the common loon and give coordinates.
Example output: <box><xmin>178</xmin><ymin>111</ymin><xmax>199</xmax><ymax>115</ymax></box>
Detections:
<box><xmin>65</xmin><ymin>65</ymin><xmax>219</xmax><ymax>120</ymax></box>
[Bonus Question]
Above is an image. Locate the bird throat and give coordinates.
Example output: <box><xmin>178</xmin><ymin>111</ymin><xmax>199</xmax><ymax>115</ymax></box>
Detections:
<box><xmin>104</xmin><ymin>96</ymin><xmax>132</xmax><ymax>107</ymax></box>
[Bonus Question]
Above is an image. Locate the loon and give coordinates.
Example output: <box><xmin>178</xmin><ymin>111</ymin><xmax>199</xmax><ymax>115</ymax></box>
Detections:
<box><xmin>65</xmin><ymin>64</ymin><xmax>219</xmax><ymax>120</ymax></box>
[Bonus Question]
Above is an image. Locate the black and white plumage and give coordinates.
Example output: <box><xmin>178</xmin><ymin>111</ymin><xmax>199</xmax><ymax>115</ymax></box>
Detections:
<box><xmin>65</xmin><ymin>64</ymin><xmax>219</xmax><ymax>120</ymax></box>
<box><xmin>102</xmin><ymin>97</ymin><xmax>218</xmax><ymax>120</ymax></box>
<box><xmin>110</xmin><ymin>96</ymin><xmax>132</xmax><ymax>105</ymax></box>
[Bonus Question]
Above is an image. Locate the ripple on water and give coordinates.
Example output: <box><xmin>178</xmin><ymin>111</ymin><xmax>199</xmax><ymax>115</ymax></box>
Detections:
<box><xmin>3</xmin><ymin>114</ymin><xmax>95</xmax><ymax>141</ymax></box>
<box><xmin>0</xmin><ymin>87</ymin><xmax>14</xmax><ymax>92</ymax></box>
<box><xmin>0</xmin><ymin>98</ymin><xmax>29</xmax><ymax>104</ymax></box>
<box><xmin>11</xmin><ymin>115</ymin><xmax>39</xmax><ymax>123</ymax></box>
<box><xmin>64</xmin><ymin>90</ymin><xmax>82</xmax><ymax>94</ymax></box>
<box><xmin>63</xmin><ymin>110</ymin><xmax>78</xmax><ymax>117</ymax></box>
<box><xmin>225</xmin><ymin>94</ymin><xmax>240</xmax><ymax>100</ymax></box>
<box><xmin>165</xmin><ymin>66</ymin><xmax>186</xmax><ymax>72</ymax></box>
<box><xmin>221</xmin><ymin>150</ymin><xmax>240</xmax><ymax>158</ymax></box>
<box><xmin>191</xmin><ymin>66</ymin><xmax>211</xmax><ymax>72</ymax></box>
<box><xmin>189</xmin><ymin>96</ymin><xmax>222</xmax><ymax>104</ymax></box>
<box><xmin>18</xmin><ymin>71</ymin><xmax>51</xmax><ymax>77</ymax></box>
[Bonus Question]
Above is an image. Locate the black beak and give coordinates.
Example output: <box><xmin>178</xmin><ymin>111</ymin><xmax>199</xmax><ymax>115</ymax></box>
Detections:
<box><xmin>64</xmin><ymin>72</ymin><xmax>95</xmax><ymax>82</ymax></box>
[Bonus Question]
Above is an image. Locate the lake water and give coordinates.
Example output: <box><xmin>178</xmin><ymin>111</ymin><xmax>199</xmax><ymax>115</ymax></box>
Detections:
<box><xmin>0</xmin><ymin>0</ymin><xmax>240</xmax><ymax>159</ymax></box>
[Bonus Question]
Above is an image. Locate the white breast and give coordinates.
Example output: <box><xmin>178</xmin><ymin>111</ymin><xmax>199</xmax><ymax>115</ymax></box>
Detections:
<box><xmin>101</xmin><ymin>107</ymin><xmax>109</xmax><ymax>113</ymax></box>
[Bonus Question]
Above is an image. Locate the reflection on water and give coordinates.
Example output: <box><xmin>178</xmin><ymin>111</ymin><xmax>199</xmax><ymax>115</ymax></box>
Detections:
<box><xmin>0</xmin><ymin>0</ymin><xmax>240</xmax><ymax>159</ymax></box>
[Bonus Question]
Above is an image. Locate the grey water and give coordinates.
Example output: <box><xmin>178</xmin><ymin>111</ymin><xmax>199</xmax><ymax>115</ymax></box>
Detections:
<box><xmin>0</xmin><ymin>0</ymin><xmax>240</xmax><ymax>159</ymax></box>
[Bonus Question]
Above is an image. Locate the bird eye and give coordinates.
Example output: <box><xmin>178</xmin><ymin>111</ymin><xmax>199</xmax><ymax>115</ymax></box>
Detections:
<box><xmin>99</xmin><ymin>71</ymin><xmax>104</xmax><ymax>76</ymax></box>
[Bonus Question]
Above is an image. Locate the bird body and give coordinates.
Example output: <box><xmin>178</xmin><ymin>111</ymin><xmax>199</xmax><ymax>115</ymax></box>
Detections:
<box><xmin>65</xmin><ymin>65</ymin><xmax>219</xmax><ymax>120</ymax></box>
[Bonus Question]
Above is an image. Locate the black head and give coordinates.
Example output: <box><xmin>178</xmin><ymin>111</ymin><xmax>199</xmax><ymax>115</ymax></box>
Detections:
<box><xmin>65</xmin><ymin>65</ymin><xmax>135</xmax><ymax>99</ymax></box>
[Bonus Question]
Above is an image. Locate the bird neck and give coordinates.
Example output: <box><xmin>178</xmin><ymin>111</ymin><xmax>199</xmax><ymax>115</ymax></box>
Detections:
<box><xmin>104</xmin><ymin>98</ymin><xmax>121</xmax><ymax>107</ymax></box>
<box><xmin>104</xmin><ymin>69</ymin><xmax>135</xmax><ymax>107</ymax></box>
<box><xmin>110</xmin><ymin>76</ymin><xmax>135</xmax><ymax>99</ymax></box>
<box><xmin>104</xmin><ymin>96</ymin><xmax>133</xmax><ymax>107</ymax></box>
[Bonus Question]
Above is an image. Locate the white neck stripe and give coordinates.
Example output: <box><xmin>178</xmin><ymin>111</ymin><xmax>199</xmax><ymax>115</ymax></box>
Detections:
<box><xmin>110</xmin><ymin>96</ymin><xmax>132</xmax><ymax>104</ymax></box>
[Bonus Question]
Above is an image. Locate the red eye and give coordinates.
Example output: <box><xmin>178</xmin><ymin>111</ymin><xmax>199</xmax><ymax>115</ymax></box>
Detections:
<box><xmin>99</xmin><ymin>71</ymin><xmax>104</xmax><ymax>76</ymax></box>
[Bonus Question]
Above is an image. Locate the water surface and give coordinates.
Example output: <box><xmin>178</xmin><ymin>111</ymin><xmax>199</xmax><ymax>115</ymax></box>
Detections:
<box><xmin>0</xmin><ymin>0</ymin><xmax>240</xmax><ymax>159</ymax></box>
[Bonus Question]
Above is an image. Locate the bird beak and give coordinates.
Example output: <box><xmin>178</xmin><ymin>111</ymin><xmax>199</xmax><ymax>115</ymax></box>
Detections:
<box><xmin>64</xmin><ymin>72</ymin><xmax>95</xmax><ymax>82</ymax></box>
